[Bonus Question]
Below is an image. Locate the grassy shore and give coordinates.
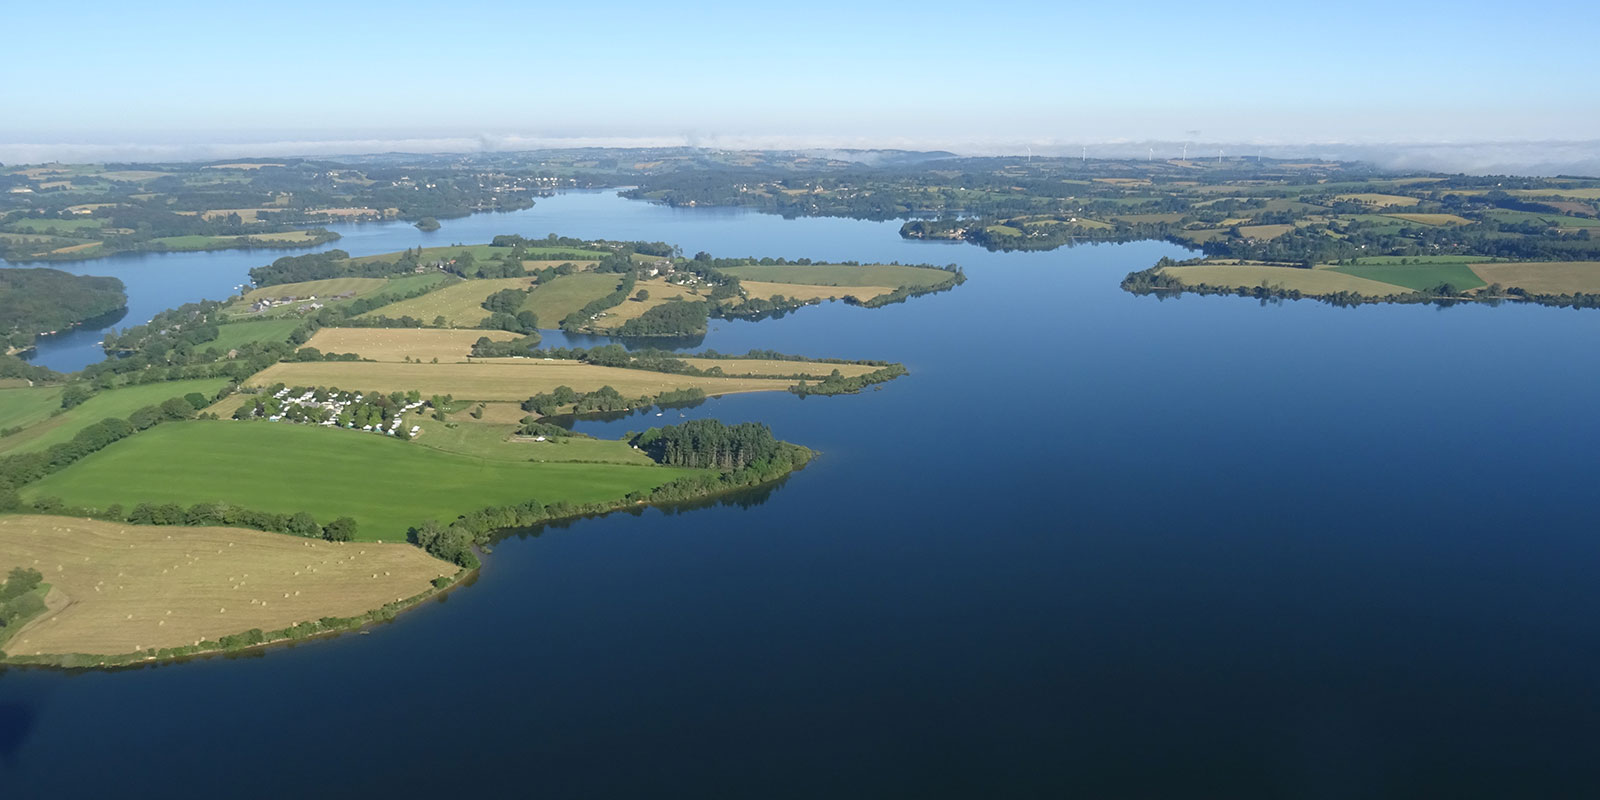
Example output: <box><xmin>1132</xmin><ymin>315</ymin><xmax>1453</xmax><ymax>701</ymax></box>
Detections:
<box><xmin>21</xmin><ymin>420</ymin><xmax>705</xmax><ymax>542</ymax></box>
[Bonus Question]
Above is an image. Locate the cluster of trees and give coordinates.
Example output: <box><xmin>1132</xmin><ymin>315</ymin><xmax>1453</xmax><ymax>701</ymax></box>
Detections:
<box><xmin>791</xmin><ymin>364</ymin><xmax>908</xmax><ymax>396</ymax></box>
<box><xmin>630</xmin><ymin>418</ymin><xmax>784</xmax><ymax>470</ymax></box>
<box><xmin>250</xmin><ymin>248</ymin><xmax>451</xmax><ymax>286</ymax></box>
<box><xmin>0</xmin><ymin>566</ymin><xmax>47</xmax><ymax>638</ymax></box>
<box><xmin>409</xmin><ymin>426</ymin><xmax>811</xmax><ymax>565</ymax></box>
<box><xmin>520</xmin><ymin>385</ymin><xmax>647</xmax><ymax>416</ymax></box>
<box><xmin>616</xmin><ymin>300</ymin><xmax>708</xmax><ymax>336</ymax></box>
<box><xmin>0</xmin><ymin>268</ymin><xmax>126</xmax><ymax>348</ymax></box>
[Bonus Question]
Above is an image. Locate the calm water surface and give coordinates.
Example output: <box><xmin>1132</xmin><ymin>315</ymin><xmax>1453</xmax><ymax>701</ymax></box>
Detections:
<box><xmin>3</xmin><ymin>192</ymin><xmax>1600</xmax><ymax>796</ymax></box>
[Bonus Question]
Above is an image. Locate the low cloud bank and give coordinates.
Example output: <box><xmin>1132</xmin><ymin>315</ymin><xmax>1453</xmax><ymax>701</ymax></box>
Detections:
<box><xmin>3</xmin><ymin>135</ymin><xmax>1596</xmax><ymax>177</ymax></box>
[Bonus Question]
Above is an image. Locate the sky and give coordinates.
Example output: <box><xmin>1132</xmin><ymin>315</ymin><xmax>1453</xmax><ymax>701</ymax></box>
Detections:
<box><xmin>4</xmin><ymin>0</ymin><xmax>1599</xmax><ymax>164</ymax></box>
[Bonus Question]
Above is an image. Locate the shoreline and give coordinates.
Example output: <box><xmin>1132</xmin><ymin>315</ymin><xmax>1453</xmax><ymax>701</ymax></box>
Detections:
<box><xmin>0</xmin><ymin>450</ymin><xmax>812</xmax><ymax>671</ymax></box>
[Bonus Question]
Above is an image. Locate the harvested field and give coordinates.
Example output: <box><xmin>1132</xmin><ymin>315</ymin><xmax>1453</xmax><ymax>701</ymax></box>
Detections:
<box><xmin>736</xmin><ymin>280</ymin><xmax>897</xmax><ymax>303</ymax></box>
<box><xmin>245</xmin><ymin>360</ymin><xmax>797</xmax><ymax>401</ymax></box>
<box><xmin>596</xmin><ymin>279</ymin><xmax>702</xmax><ymax>326</ymax></box>
<box><xmin>303</xmin><ymin>328</ymin><xmax>517</xmax><ymax>362</ymax></box>
<box><xmin>1159</xmin><ymin>265</ymin><xmax>1409</xmax><ymax>296</ymax></box>
<box><xmin>0</xmin><ymin>515</ymin><xmax>451</xmax><ymax>656</ymax></box>
<box><xmin>1469</xmin><ymin>262</ymin><xmax>1600</xmax><ymax>295</ymax></box>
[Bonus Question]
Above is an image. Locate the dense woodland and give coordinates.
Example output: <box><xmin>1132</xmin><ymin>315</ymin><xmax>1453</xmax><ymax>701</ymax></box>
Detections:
<box><xmin>0</xmin><ymin>268</ymin><xmax>126</xmax><ymax>349</ymax></box>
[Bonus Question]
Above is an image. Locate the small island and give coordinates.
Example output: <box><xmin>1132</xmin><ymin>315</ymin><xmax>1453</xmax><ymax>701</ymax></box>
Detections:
<box><xmin>414</xmin><ymin>217</ymin><xmax>441</xmax><ymax>232</ymax></box>
<box><xmin>0</xmin><ymin>232</ymin><xmax>959</xmax><ymax>667</ymax></box>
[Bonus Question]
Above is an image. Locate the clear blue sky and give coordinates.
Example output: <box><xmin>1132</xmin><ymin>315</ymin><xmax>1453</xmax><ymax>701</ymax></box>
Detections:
<box><xmin>5</xmin><ymin>0</ymin><xmax>1598</xmax><ymax>156</ymax></box>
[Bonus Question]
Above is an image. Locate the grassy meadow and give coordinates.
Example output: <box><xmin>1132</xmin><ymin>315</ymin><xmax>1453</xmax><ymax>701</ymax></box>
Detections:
<box><xmin>0</xmin><ymin>515</ymin><xmax>451</xmax><ymax>656</ymax></box>
<box><xmin>522</xmin><ymin>273</ymin><xmax>624</xmax><ymax>325</ymax></box>
<box><xmin>21</xmin><ymin>421</ymin><xmax>705</xmax><ymax>542</ymax></box>
<box><xmin>209</xmin><ymin>319</ymin><xmax>303</xmax><ymax>351</ymax></box>
<box><xmin>0</xmin><ymin>386</ymin><xmax>65</xmax><ymax>432</ymax></box>
<box><xmin>0</xmin><ymin>378</ymin><xmax>230</xmax><ymax>455</ymax></box>
<box><xmin>1327</xmin><ymin>263</ymin><xmax>1487</xmax><ymax>291</ymax></box>
<box><xmin>362</xmin><ymin>277</ymin><xmax>536</xmax><ymax>326</ymax></box>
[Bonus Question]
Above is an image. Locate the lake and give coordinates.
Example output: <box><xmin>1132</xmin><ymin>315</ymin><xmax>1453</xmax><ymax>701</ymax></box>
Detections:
<box><xmin>3</xmin><ymin>191</ymin><xmax>1600</xmax><ymax>796</ymax></box>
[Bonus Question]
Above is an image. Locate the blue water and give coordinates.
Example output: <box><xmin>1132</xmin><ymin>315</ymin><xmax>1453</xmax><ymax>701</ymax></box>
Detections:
<box><xmin>3</xmin><ymin>192</ymin><xmax>1600</xmax><ymax>796</ymax></box>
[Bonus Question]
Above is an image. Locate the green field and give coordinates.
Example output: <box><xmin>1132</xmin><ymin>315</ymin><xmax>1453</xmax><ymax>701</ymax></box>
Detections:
<box><xmin>2</xmin><ymin>218</ymin><xmax>103</xmax><ymax>234</ymax></box>
<box><xmin>523</xmin><ymin>273</ymin><xmax>624</xmax><ymax>325</ymax></box>
<box><xmin>1483</xmin><ymin>210</ymin><xmax>1600</xmax><ymax>229</ymax></box>
<box><xmin>719</xmin><ymin>264</ymin><xmax>952</xmax><ymax>288</ymax></box>
<box><xmin>208</xmin><ymin>319</ymin><xmax>303</xmax><ymax>351</ymax></box>
<box><xmin>415</xmin><ymin>415</ymin><xmax>657</xmax><ymax>465</ymax></box>
<box><xmin>0</xmin><ymin>379</ymin><xmax>230</xmax><ymax>455</ymax></box>
<box><xmin>361</xmin><ymin>277</ymin><xmax>535</xmax><ymax>326</ymax></box>
<box><xmin>349</xmin><ymin>244</ymin><xmax>608</xmax><ymax>267</ymax></box>
<box><xmin>0</xmin><ymin>386</ymin><xmax>65</xmax><ymax>432</ymax></box>
<box><xmin>1350</xmin><ymin>255</ymin><xmax>1503</xmax><ymax>266</ymax></box>
<box><xmin>1327</xmin><ymin>264</ymin><xmax>1487</xmax><ymax>291</ymax></box>
<box><xmin>23</xmin><ymin>421</ymin><xmax>703</xmax><ymax>541</ymax></box>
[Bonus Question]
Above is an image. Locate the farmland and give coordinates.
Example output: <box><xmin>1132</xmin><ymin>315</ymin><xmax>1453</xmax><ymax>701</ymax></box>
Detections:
<box><xmin>245</xmin><ymin>360</ymin><xmax>799</xmax><ymax>401</ymax></box>
<box><xmin>0</xmin><ymin>386</ymin><xmax>65</xmax><ymax>432</ymax></box>
<box><xmin>522</xmin><ymin>273</ymin><xmax>625</xmax><ymax>325</ymax></box>
<box><xmin>737</xmin><ymin>280</ymin><xmax>897</xmax><ymax>302</ymax></box>
<box><xmin>21</xmin><ymin>421</ymin><xmax>706</xmax><ymax>542</ymax></box>
<box><xmin>1156</xmin><ymin>265</ymin><xmax>1410</xmax><ymax>297</ymax></box>
<box><xmin>591</xmin><ymin>278</ymin><xmax>702</xmax><ymax>327</ymax></box>
<box><xmin>1468</xmin><ymin>262</ymin><xmax>1600</xmax><ymax>295</ymax></box>
<box><xmin>1328</xmin><ymin>263</ymin><xmax>1486</xmax><ymax>291</ymax></box>
<box><xmin>720</xmin><ymin>263</ymin><xmax>954</xmax><ymax>288</ymax></box>
<box><xmin>208</xmin><ymin>319</ymin><xmax>303</xmax><ymax>351</ymax></box>
<box><xmin>362</xmin><ymin>276</ymin><xmax>536</xmax><ymax>326</ymax></box>
<box><xmin>0</xmin><ymin>378</ymin><xmax>230</xmax><ymax>455</ymax></box>
<box><xmin>303</xmin><ymin>327</ymin><xmax>517</xmax><ymax>362</ymax></box>
<box><xmin>0</xmin><ymin>515</ymin><xmax>451</xmax><ymax>656</ymax></box>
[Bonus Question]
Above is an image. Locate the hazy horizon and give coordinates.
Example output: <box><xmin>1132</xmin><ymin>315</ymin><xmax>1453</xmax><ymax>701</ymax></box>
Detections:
<box><xmin>6</xmin><ymin>0</ymin><xmax>1598</xmax><ymax>174</ymax></box>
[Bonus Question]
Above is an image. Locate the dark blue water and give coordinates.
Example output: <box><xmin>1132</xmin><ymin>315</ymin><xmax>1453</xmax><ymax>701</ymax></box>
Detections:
<box><xmin>4</xmin><ymin>192</ymin><xmax>1600</xmax><ymax>796</ymax></box>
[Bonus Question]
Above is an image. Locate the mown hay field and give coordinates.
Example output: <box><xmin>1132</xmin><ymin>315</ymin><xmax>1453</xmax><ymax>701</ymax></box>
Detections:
<box><xmin>245</xmin><ymin>360</ymin><xmax>798</xmax><ymax>401</ymax></box>
<box><xmin>0</xmin><ymin>515</ymin><xmax>451</xmax><ymax>656</ymax></box>
<box><xmin>303</xmin><ymin>328</ymin><xmax>517</xmax><ymax>363</ymax></box>
<box><xmin>1469</xmin><ymin>261</ymin><xmax>1600</xmax><ymax>295</ymax></box>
